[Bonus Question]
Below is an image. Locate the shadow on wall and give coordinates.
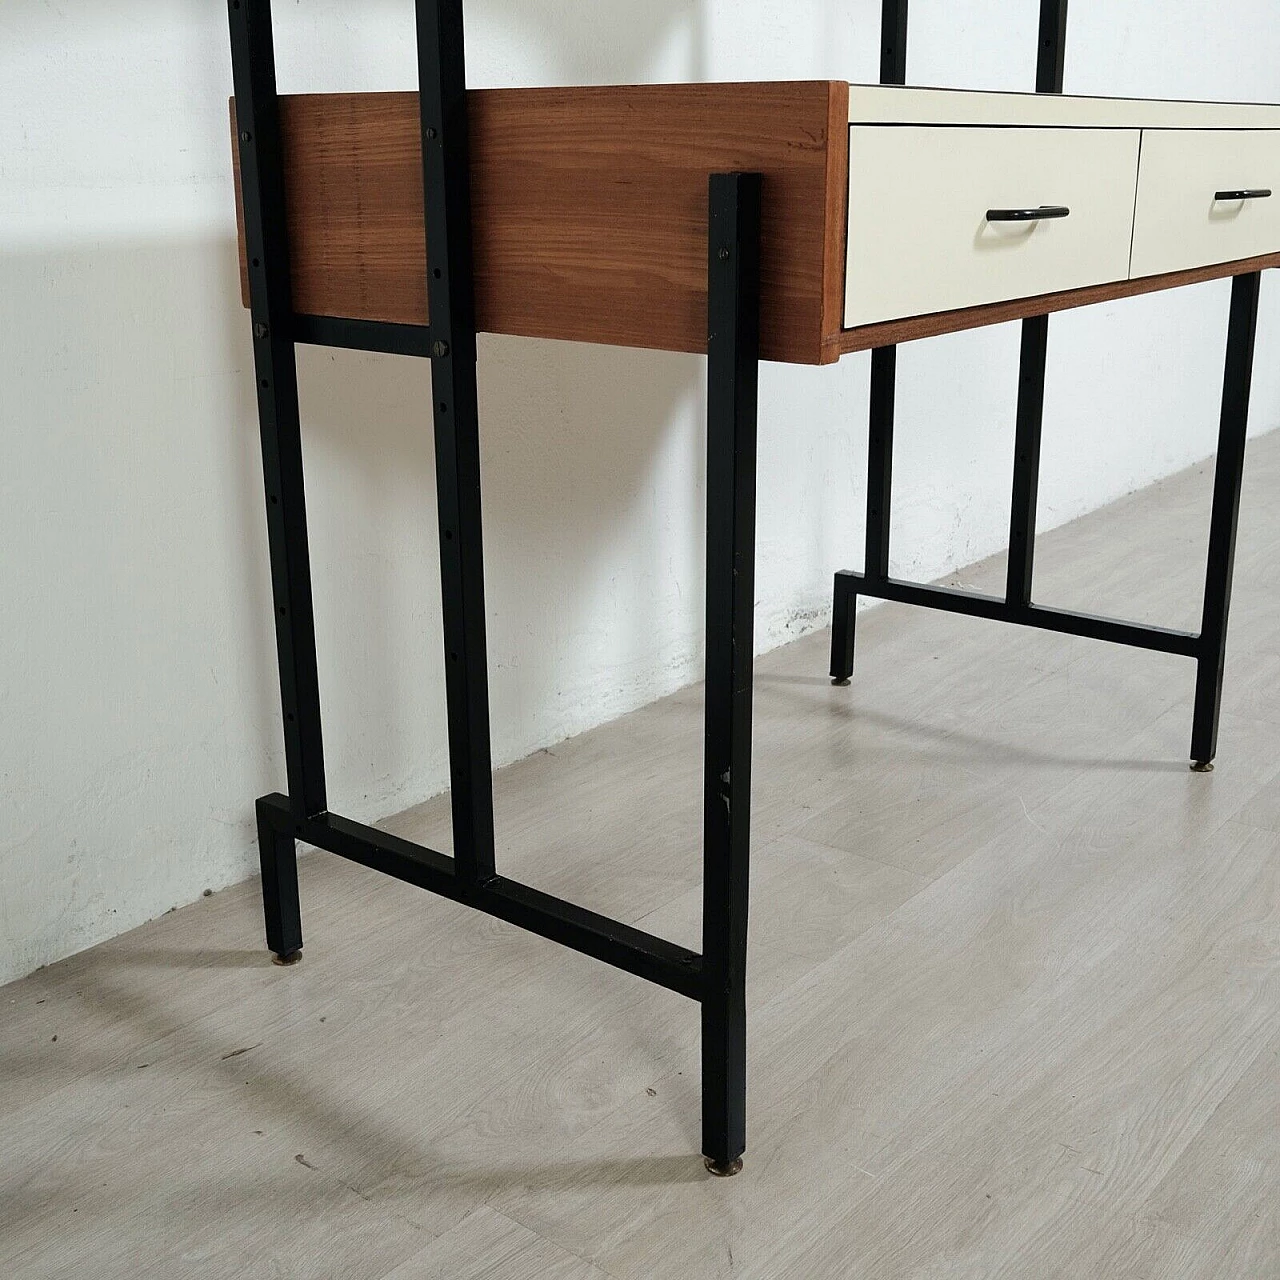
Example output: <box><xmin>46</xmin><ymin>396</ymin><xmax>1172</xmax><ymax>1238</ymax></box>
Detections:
<box><xmin>0</xmin><ymin>222</ymin><xmax>703</xmax><ymax>969</ymax></box>
<box><xmin>465</xmin><ymin>0</ymin><xmax>706</xmax><ymax>84</ymax></box>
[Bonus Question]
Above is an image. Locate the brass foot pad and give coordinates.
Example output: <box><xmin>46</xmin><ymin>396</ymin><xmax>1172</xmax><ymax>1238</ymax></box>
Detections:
<box><xmin>704</xmin><ymin>1156</ymin><xmax>744</xmax><ymax>1178</ymax></box>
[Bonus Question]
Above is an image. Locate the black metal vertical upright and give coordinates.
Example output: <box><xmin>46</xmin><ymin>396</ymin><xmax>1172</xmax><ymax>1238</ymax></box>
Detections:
<box><xmin>702</xmin><ymin>172</ymin><xmax>762</xmax><ymax>1178</ymax></box>
<box><xmin>1006</xmin><ymin>0</ymin><xmax>1068</xmax><ymax>608</ymax></box>
<box><xmin>880</xmin><ymin>0</ymin><xmax>909</xmax><ymax>86</ymax></box>
<box><xmin>415</xmin><ymin>0</ymin><xmax>497</xmax><ymax>881</ymax></box>
<box><xmin>256</xmin><ymin>797</ymin><xmax>303</xmax><ymax>963</ymax></box>
<box><xmin>866</xmin><ymin>0</ymin><xmax>908</xmax><ymax>591</ymax></box>
<box><xmin>1006</xmin><ymin>314</ymin><xmax>1049</xmax><ymax>605</ymax></box>
<box><xmin>1191</xmin><ymin>271</ymin><xmax>1261</xmax><ymax>771</ymax></box>
<box><xmin>830</xmin><ymin>0</ymin><xmax>908</xmax><ymax>685</ymax></box>
<box><xmin>865</xmin><ymin>346</ymin><xmax>897</xmax><ymax>587</ymax></box>
<box><xmin>230</xmin><ymin>0</ymin><xmax>327</xmax><ymax>960</ymax></box>
<box><xmin>229</xmin><ymin>0</ymin><xmax>328</xmax><ymax>823</ymax></box>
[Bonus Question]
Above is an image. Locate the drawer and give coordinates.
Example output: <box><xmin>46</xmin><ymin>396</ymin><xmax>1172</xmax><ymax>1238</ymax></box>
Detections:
<box><xmin>844</xmin><ymin>126</ymin><xmax>1141</xmax><ymax>329</ymax></box>
<box><xmin>1130</xmin><ymin>129</ymin><xmax>1280</xmax><ymax>279</ymax></box>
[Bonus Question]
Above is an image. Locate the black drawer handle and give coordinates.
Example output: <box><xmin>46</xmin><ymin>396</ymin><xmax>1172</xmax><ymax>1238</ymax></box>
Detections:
<box><xmin>986</xmin><ymin>205</ymin><xmax>1071</xmax><ymax>222</ymax></box>
<box><xmin>1215</xmin><ymin>188</ymin><xmax>1272</xmax><ymax>201</ymax></box>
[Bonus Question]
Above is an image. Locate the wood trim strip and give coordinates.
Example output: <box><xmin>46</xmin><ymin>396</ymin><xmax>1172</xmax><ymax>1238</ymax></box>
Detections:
<box><xmin>829</xmin><ymin>253</ymin><xmax>1280</xmax><ymax>358</ymax></box>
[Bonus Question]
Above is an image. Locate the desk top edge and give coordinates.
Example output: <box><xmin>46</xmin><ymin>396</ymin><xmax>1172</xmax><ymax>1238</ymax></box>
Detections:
<box><xmin>257</xmin><ymin>82</ymin><xmax>1280</xmax><ymax>131</ymax></box>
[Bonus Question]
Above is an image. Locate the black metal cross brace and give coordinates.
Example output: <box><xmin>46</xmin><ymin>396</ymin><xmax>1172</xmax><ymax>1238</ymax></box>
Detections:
<box><xmin>228</xmin><ymin>0</ymin><xmax>759</xmax><ymax>1173</ymax></box>
<box><xmin>831</xmin><ymin>0</ymin><xmax>1262</xmax><ymax>774</ymax></box>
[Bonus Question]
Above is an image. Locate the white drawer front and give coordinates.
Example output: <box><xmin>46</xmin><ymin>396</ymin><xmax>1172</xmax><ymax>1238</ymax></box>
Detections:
<box><xmin>1130</xmin><ymin>129</ymin><xmax>1280</xmax><ymax>279</ymax></box>
<box><xmin>844</xmin><ymin>126</ymin><xmax>1140</xmax><ymax>329</ymax></box>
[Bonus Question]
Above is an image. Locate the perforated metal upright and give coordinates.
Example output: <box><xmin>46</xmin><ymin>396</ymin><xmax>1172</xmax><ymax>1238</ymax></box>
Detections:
<box><xmin>831</xmin><ymin>0</ymin><xmax>1262</xmax><ymax>775</ymax></box>
<box><xmin>228</xmin><ymin>0</ymin><xmax>761</xmax><ymax>1174</ymax></box>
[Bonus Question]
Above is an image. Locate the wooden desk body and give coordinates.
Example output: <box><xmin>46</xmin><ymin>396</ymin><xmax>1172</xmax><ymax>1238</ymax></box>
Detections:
<box><xmin>232</xmin><ymin>82</ymin><xmax>1280</xmax><ymax>363</ymax></box>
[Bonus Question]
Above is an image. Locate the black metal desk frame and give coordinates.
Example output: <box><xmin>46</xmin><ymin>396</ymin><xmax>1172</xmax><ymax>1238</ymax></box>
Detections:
<box><xmin>230</xmin><ymin>0</ymin><xmax>1262</xmax><ymax>1177</ymax></box>
<box><xmin>229</xmin><ymin>0</ymin><xmax>759</xmax><ymax>1175</ymax></box>
<box><xmin>831</xmin><ymin>0</ymin><xmax>1262</xmax><ymax>775</ymax></box>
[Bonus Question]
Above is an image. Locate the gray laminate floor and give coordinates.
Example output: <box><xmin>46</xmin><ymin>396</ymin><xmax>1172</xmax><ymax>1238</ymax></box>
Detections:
<box><xmin>5</xmin><ymin>433</ymin><xmax>1280</xmax><ymax>1278</ymax></box>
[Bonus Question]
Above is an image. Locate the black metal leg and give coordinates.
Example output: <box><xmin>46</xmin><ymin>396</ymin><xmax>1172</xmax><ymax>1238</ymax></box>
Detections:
<box><xmin>1006</xmin><ymin>314</ymin><xmax>1049</xmax><ymax>607</ymax></box>
<box><xmin>830</xmin><ymin>570</ymin><xmax>859</xmax><ymax>684</ymax></box>
<box><xmin>415</xmin><ymin>0</ymin><xmax>497</xmax><ymax>881</ymax></box>
<box><xmin>702</xmin><ymin>172</ymin><xmax>761</xmax><ymax>1177</ymax></box>
<box><xmin>229</xmin><ymin>0</ymin><xmax>329</xmax><ymax>828</ymax></box>
<box><xmin>257</xmin><ymin>798</ymin><xmax>303</xmax><ymax>964</ymax></box>
<box><xmin>831</xmin><ymin>343</ymin><xmax>897</xmax><ymax>687</ymax></box>
<box><xmin>865</xmin><ymin>343</ymin><xmax>897</xmax><ymax>589</ymax></box>
<box><xmin>1191</xmin><ymin>271</ymin><xmax>1261</xmax><ymax>771</ymax></box>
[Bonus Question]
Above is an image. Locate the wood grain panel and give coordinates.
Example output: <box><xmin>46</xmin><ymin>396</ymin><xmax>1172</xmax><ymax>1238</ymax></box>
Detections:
<box><xmin>232</xmin><ymin>84</ymin><xmax>849</xmax><ymax>365</ymax></box>
<box><xmin>831</xmin><ymin>251</ymin><xmax>1280</xmax><ymax>357</ymax></box>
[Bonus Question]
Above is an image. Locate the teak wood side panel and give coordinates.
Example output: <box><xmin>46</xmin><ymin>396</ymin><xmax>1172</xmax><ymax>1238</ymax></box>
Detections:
<box><xmin>232</xmin><ymin>83</ymin><xmax>850</xmax><ymax>365</ymax></box>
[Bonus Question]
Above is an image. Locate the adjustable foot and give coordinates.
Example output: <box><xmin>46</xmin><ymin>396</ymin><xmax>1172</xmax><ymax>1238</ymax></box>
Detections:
<box><xmin>704</xmin><ymin>1156</ymin><xmax>744</xmax><ymax>1178</ymax></box>
<box><xmin>831</xmin><ymin>677</ymin><xmax>851</xmax><ymax>688</ymax></box>
<box><xmin>1190</xmin><ymin>760</ymin><xmax>1215</xmax><ymax>774</ymax></box>
<box><xmin>272</xmin><ymin>950</ymin><xmax>302</xmax><ymax>967</ymax></box>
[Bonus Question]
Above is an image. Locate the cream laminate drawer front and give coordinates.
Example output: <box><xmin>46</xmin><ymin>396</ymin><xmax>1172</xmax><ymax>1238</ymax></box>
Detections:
<box><xmin>1130</xmin><ymin>130</ymin><xmax>1280</xmax><ymax>279</ymax></box>
<box><xmin>844</xmin><ymin>126</ymin><xmax>1141</xmax><ymax>329</ymax></box>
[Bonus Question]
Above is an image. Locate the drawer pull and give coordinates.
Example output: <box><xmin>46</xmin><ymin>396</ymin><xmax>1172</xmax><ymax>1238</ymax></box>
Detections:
<box><xmin>1214</xmin><ymin>188</ymin><xmax>1272</xmax><ymax>202</ymax></box>
<box><xmin>985</xmin><ymin>205</ymin><xmax>1071</xmax><ymax>223</ymax></box>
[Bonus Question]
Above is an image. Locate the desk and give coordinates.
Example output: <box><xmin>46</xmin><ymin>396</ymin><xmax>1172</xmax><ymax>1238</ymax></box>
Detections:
<box><xmin>234</xmin><ymin>81</ymin><xmax>1280</xmax><ymax>365</ymax></box>
<box><xmin>228</xmin><ymin>0</ymin><xmax>1275</xmax><ymax>1176</ymax></box>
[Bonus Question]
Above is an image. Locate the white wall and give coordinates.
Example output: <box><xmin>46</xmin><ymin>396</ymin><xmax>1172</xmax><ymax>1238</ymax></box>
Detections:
<box><xmin>2</xmin><ymin>0</ymin><xmax>1278</xmax><ymax>986</ymax></box>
